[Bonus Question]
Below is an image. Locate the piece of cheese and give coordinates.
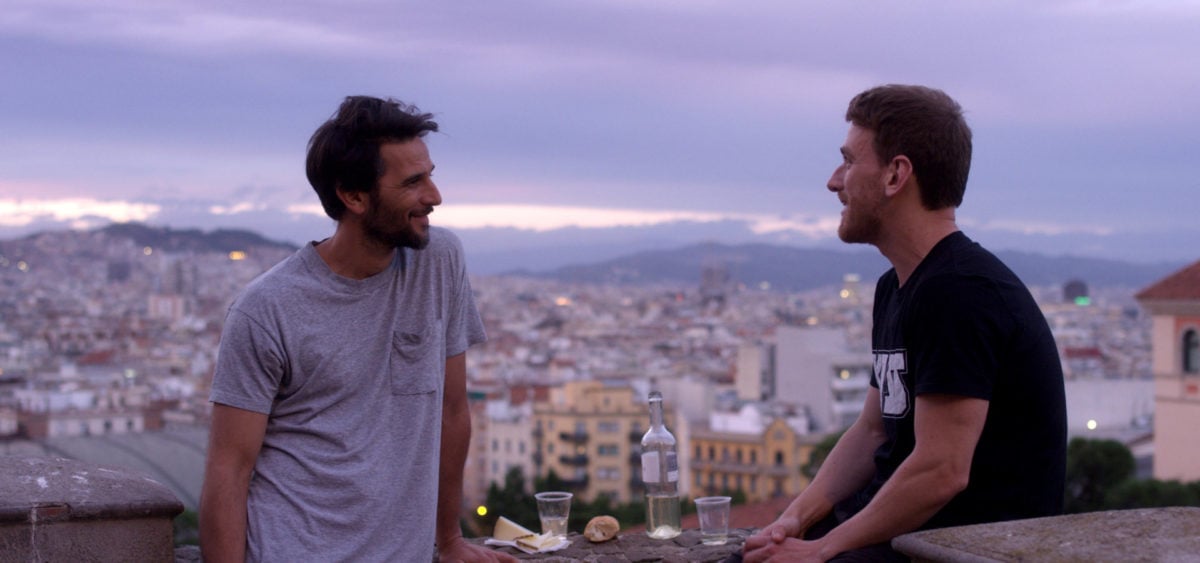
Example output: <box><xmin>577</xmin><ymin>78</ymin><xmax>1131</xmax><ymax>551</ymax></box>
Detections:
<box><xmin>493</xmin><ymin>516</ymin><xmax>536</xmax><ymax>542</ymax></box>
<box><xmin>516</xmin><ymin>532</ymin><xmax>560</xmax><ymax>551</ymax></box>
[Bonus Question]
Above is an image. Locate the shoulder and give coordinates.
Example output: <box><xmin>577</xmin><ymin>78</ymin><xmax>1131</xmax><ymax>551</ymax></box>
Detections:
<box><xmin>229</xmin><ymin>248</ymin><xmax>308</xmax><ymax>315</ymax></box>
<box><xmin>412</xmin><ymin>227</ymin><xmax>468</xmax><ymax>269</ymax></box>
<box><xmin>426</xmin><ymin>226</ymin><xmax>466</xmax><ymax>255</ymax></box>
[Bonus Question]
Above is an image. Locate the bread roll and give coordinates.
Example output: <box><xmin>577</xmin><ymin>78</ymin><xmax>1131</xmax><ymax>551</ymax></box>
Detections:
<box><xmin>583</xmin><ymin>515</ymin><xmax>620</xmax><ymax>542</ymax></box>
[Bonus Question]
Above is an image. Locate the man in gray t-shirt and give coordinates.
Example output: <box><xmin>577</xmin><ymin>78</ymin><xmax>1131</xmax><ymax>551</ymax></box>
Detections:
<box><xmin>199</xmin><ymin>96</ymin><xmax>517</xmax><ymax>563</ymax></box>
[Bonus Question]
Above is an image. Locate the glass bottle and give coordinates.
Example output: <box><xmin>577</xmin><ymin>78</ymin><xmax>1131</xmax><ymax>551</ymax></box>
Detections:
<box><xmin>641</xmin><ymin>390</ymin><xmax>681</xmax><ymax>539</ymax></box>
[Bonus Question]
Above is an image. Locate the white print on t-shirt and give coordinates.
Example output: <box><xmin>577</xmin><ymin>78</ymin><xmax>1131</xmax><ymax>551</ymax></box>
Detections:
<box><xmin>874</xmin><ymin>350</ymin><xmax>910</xmax><ymax>418</ymax></box>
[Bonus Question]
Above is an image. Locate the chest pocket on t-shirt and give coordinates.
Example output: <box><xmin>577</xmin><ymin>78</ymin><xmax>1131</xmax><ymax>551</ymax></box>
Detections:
<box><xmin>391</xmin><ymin>322</ymin><xmax>443</xmax><ymax>395</ymax></box>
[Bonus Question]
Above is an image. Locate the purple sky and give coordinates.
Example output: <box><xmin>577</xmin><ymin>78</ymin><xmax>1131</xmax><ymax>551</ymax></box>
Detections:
<box><xmin>2</xmin><ymin>0</ymin><xmax>1198</xmax><ymax>263</ymax></box>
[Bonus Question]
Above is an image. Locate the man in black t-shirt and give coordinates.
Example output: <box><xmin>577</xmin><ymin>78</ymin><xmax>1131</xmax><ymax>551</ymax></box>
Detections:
<box><xmin>742</xmin><ymin>85</ymin><xmax>1066</xmax><ymax>563</ymax></box>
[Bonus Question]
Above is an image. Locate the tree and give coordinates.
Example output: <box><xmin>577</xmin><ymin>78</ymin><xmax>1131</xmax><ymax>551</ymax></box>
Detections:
<box><xmin>802</xmin><ymin>429</ymin><xmax>845</xmax><ymax>480</ymax></box>
<box><xmin>475</xmin><ymin>466</ymin><xmax>539</xmax><ymax>535</ymax></box>
<box><xmin>1106</xmin><ymin>479</ymin><xmax>1200</xmax><ymax>510</ymax></box>
<box><xmin>1064</xmin><ymin>437</ymin><xmax>1135</xmax><ymax>513</ymax></box>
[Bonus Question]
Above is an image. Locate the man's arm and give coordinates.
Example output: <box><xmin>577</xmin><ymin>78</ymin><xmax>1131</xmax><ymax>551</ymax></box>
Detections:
<box><xmin>199</xmin><ymin>403</ymin><xmax>268</xmax><ymax>563</ymax></box>
<box><xmin>755</xmin><ymin>393</ymin><xmax>988</xmax><ymax>562</ymax></box>
<box><xmin>752</xmin><ymin>386</ymin><xmax>887</xmax><ymax>545</ymax></box>
<box><xmin>436</xmin><ymin>353</ymin><xmax>518</xmax><ymax>563</ymax></box>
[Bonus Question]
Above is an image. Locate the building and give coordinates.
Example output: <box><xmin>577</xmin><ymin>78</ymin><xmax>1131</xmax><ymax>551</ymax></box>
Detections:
<box><xmin>688</xmin><ymin>402</ymin><xmax>822</xmax><ymax>503</ymax></box>
<box><xmin>484</xmin><ymin>397</ymin><xmax>536</xmax><ymax>492</ymax></box>
<box><xmin>533</xmin><ymin>380</ymin><xmax>661</xmax><ymax>503</ymax></box>
<box><xmin>1135</xmin><ymin>259</ymin><xmax>1200</xmax><ymax>481</ymax></box>
<box><xmin>747</xmin><ymin>326</ymin><xmax>872</xmax><ymax>433</ymax></box>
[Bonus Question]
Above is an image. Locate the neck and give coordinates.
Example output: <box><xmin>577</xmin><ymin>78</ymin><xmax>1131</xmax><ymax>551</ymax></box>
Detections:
<box><xmin>315</xmin><ymin>221</ymin><xmax>396</xmax><ymax>280</ymax></box>
<box><xmin>877</xmin><ymin>209</ymin><xmax>959</xmax><ymax>287</ymax></box>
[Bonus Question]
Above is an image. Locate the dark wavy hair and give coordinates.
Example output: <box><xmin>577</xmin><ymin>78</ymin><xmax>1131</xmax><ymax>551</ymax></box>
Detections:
<box><xmin>845</xmin><ymin>85</ymin><xmax>972</xmax><ymax>210</ymax></box>
<box><xmin>305</xmin><ymin>96</ymin><xmax>439</xmax><ymax>220</ymax></box>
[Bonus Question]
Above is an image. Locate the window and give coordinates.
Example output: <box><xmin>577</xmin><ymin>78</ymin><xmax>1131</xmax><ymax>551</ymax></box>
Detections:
<box><xmin>597</xmin><ymin>444</ymin><xmax>619</xmax><ymax>456</ymax></box>
<box><xmin>492</xmin><ymin>439</ymin><xmax>499</xmax><ymax>451</ymax></box>
<box><xmin>1185</xmin><ymin>329</ymin><xmax>1200</xmax><ymax>374</ymax></box>
<box><xmin>774</xmin><ymin>451</ymin><xmax>784</xmax><ymax>465</ymax></box>
<box><xmin>597</xmin><ymin>420</ymin><xmax>620</xmax><ymax>433</ymax></box>
<box><xmin>695</xmin><ymin>445</ymin><xmax>701</xmax><ymax>459</ymax></box>
<box><xmin>750</xmin><ymin>451</ymin><xmax>757</xmax><ymax>464</ymax></box>
<box><xmin>519</xmin><ymin>442</ymin><xmax>526</xmax><ymax>454</ymax></box>
<box><xmin>597</xmin><ymin>467</ymin><xmax>620</xmax><ymax>481</ymax></box>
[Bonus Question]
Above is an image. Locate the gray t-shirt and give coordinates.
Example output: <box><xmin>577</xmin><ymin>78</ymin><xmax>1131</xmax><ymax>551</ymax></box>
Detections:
<box><xmin>210</xmin><ymin>227</ymin><xmax>486</xmax><ymax>562</ymax></box>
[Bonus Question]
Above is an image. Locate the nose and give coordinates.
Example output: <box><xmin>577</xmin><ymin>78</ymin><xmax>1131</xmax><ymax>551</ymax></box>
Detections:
<box><xmin>423</xmin><ymin>180</ymin><xmax>443</xmax><ymax>207</ymax></box>
<box><xmin>827</xmin><ymin>164</ymin><xmax>845</xmax><ymax>193</ymax></box>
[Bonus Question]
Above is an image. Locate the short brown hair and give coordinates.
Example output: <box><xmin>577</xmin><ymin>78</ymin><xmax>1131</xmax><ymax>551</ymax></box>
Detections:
<box><xmin>305</xmin><ymin>96</ymin><xmax>439</xmax><ymax>220</ymax></box>
<box><xmin>846</xmin><ymin>85</ymin><xmax>972</xmax><ymax>210</ymax></box>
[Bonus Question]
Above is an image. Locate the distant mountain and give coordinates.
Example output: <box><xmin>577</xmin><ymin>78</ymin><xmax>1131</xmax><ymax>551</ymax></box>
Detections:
<box><xmin>97</xmin><ymin>223</ymin><xmax>297</xmax><ymax>253</ymax></box>
<box><xmin>1</xmin><ymin>223</ymin><xmax>1184</xmax><ymax>292</ymax></box>
<box><xmin>511</xmin><ymin>242</ymin><xmax>1185</xmax><ymax>292</ymax></box>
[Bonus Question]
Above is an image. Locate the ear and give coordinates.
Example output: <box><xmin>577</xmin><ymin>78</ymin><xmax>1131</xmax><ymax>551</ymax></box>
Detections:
<box><xmin>883</xmin><ymin>155</ymin><xmax>914</xmax><ymax>198</ymax></box>
<box><xmin>336</xmin><ymin>186</ymin><xmax>370</xmax><ymax>216</ymax></box>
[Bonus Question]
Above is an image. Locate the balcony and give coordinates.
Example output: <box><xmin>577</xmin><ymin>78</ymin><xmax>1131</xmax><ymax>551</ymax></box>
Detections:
<box><xmin>558</xmin><ymin>454</ymin><xmax>589</xmax><ymax>466</ymax></box>
<box><xmin>628</xmin><ymin>430</ymin><xmax>644</xmax><ymax>443</ymax></box>
<box><xmin>560</xmin><ymin>476</ymin><xmax>590</xmax><ymax>490</ymax></box>
<box><xmin>559</xmin><ymin>431</ymin><xmax>589</xmax><ymax>444</ymax></box>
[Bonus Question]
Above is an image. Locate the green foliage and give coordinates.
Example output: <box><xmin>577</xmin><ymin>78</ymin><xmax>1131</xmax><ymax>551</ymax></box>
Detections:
<box><xmin>475</xmin><ymin>466</ymin><xmax>539</xmax><ymax>534</ymax></box>
<box><xmin>802</xmin><ymin>429</ymin><xmax>846</xmax><ymax>480</ymax></box>
<box><xmin>174</xmin><ymin>509</ymin><xmax>199</xmax><ymax>546</ymax></box>
<box><xmin>472</xmin><ymin>467</ymin><xmax>654</xmax><ymax>537</ymax></box>
<box><xmin>1063</xmin><ymin>437</ymin><xmax>1200</xmax><ymax>513</ymax></box>
<box><xmin>1064</xmin><ymin>437</ymin><xmax>1136</xmax><ymax>513</ymax></box>
<box><xmin>1106</xmin><ymin>479</ymin><xmax>1200</xmax><ymax>509</ymax></box>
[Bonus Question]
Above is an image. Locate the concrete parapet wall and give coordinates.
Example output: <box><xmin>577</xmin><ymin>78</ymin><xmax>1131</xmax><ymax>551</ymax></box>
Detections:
<box><xmin>0</xmin><ymin>455</ymin><xmax>183</xmax><ymax>562</ymax></box>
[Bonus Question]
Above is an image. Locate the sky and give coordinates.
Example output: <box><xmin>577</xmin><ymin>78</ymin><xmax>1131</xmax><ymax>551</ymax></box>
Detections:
<box><xmin>2</xmin><ymin>0</ymin><xmax>1198</xmax><ymax>266</ymax></box>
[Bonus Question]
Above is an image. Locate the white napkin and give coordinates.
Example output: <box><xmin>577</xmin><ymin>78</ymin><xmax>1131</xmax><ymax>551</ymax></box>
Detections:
<box><xmin>484</xmin><ymin>533</ymin><xmax>571</xmax><ymax>554</ymax></box>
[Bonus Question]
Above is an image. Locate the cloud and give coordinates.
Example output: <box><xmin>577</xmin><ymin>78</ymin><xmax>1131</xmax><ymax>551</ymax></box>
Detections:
<box><xmin>0</xmin><ymin>197</ymin><xmax>160</xmax><ymax>227</ymax></box>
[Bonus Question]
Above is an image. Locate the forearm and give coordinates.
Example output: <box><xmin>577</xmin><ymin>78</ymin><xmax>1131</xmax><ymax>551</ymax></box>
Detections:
<box><xmin>815</xmin><ymin>453</ymin><xmax>965</xmax><ymax>558</ymax></box>
<box><xmin>784</xmin><ymin>421</ymin><xmax>883</xmax><ymax>532</ymax></box>
<box><xmin>436</xmin><ymin>396</ymin><xmax>471</xmax><ymax>548</ymax></box>
<box><xmin>814</xmin><ymin>395</ymin><xmax>986</xmax><ymax>558</ymax></box>
<box><xmin>198</xmin><ymin>471</ymin><xmax>250</xmax><ymax>562</ymax></box>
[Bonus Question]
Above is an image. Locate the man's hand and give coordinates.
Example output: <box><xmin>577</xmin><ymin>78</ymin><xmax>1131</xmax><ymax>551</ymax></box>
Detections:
<box><xmin>437</xmin><ymin>536</ymin><xmax>519</xmax><ymax>563</ymax></box>
<box><xmin>746</xmin><ymin>513</ymin><xmax>803</xmax><ymax>548</ymax></box>
<box><xmin>743</xmin><ymin>537</ymin><xmax>828</xmax><ymax>563</ymax></box>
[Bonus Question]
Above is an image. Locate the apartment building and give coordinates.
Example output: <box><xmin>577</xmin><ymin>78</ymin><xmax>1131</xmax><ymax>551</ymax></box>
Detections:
<box><xmin>533</xmin><ymin>380</ymin><xmax>655</xmax><ymax>503</ymax></box>
<box><xmin>1136</xmin><ymin>259</ymin><xmax>1200</xmax><ymax>481</ymax></box>
<box><xmin>688</xmin><ymin>403</ymin><xmax>821</xmax><ymax>503</ymax></box>
<box><xmin>739</xmin><ymin>326</ymin><xmax>872</xmax><ymax>433</ymax></box>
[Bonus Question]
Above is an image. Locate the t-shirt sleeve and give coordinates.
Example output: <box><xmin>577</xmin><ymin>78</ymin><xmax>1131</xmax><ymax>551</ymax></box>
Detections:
<box><xmin>440</xmin><ymin>231</ymin><xmax>487</xmax><ymax>358</ymax></box>
<box><xmin>209</xmin><ymin>306</ymin><xmax>287</xmax><ymax>414</ymax></box>
<box><xmin>905</xmin><ymin>274</ymin><xmax>1009</xmax><ymax>401</ymax></box>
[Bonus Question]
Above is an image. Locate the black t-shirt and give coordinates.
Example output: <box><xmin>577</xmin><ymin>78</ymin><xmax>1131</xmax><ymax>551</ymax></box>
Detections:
<box><xmin>855</xmin><ymin>231</ymin><xmax>1066</xmax><ymax>529</ymax></box>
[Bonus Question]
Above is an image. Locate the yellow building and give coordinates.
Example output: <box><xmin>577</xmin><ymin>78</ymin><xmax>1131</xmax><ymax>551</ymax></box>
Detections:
<box><xmin>533</xmin><ymin>380</ymin><xmax>651</xmax><ymax>503</ymax></box>
<box><xmin>1136</xmin><ymin>259</ymin><xmax>1200</xmax><ymax>481</ymax></box>
<box><xmin>688</xmin><ymin>407</ymin><xmax>822</xmax><ymax>503</ymax></box>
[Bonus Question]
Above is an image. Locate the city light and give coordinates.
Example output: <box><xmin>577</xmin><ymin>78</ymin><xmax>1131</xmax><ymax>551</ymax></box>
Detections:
<box><xmin>476</xmin><ymin>505</ymin><xmax>488</xmax><ymax>517</ymax></box>
<box><xmin>1086</xmin><ymin>419</ymin><xmax>1098</xmax><ymax>430</ymax></box>
<box><xmin>143</xmin><ymin>246</ymin><xmax>153</xmax><ymax>256</ymax></box>
<box><xmin>229</xmin><ymin>251</ymin><xmax>247</xmax><ymax>261</ymax></box>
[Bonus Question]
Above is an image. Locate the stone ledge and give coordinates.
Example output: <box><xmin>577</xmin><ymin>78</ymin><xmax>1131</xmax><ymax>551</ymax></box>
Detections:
<box><xmin>892</xmin><ymin>507</ymin><xmax>1200</xmax><ymax>562</ymax></box>
<box><xmin>461</xmin><ymin>528</ymin><xmax>749</xmax><ymax>562</ymax></box>
<box><xmin>1</xmin><ymin>455</ymin><xmax>183</xmax><ymax>562</ymax></box>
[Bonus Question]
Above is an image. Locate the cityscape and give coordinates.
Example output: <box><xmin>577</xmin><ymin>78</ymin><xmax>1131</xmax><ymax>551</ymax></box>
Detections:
<box><xmin>0</xmin><ymin>224</ymin><xmax>1170</xmax><ymax>518</ymax></box>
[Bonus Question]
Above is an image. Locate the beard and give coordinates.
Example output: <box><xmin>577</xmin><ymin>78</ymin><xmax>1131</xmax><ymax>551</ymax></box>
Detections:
<box><xmin>363</xmin><ymin>193</ymin><xmax>432</xmax><ymax>250</ymax></box>
<box><xmin>837</xmin><ymin>196</ymin><xmax>884</xmax><ymax>245</ymax></box>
